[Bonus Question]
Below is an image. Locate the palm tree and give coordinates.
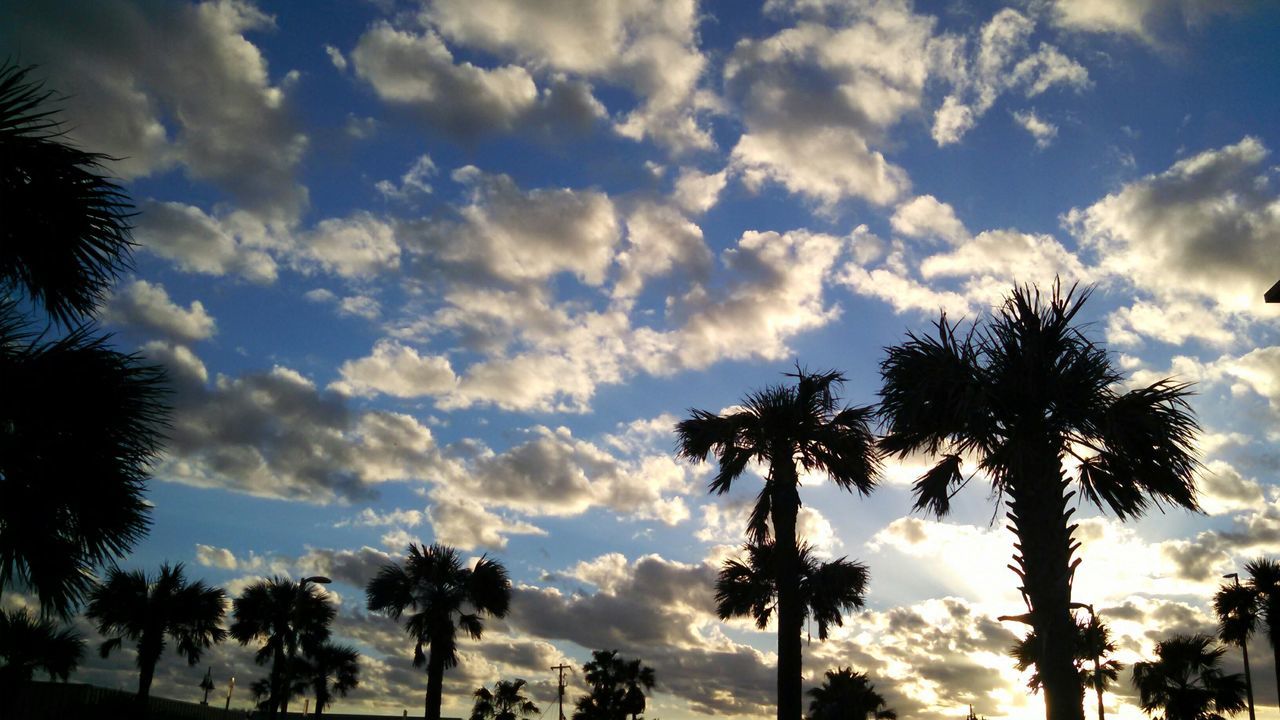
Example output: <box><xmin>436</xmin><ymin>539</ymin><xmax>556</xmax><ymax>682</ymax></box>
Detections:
<box><xmin>230</xmin><ymin>577</ymin><xmax>335</xmax><ymax>719</ymax></box>
<box><xmin>1011</xmin><ymin>615</ymin><xmax>1122</xmax><ymax>719</ymax></box>
<box><xmin>677</xmin><ymin>368</ymin><xmax>881</xmax><ymax>720</ymax></box>
<box><xmin>0</xmin><ymin>608</ymin><xmax>84</xmax><ymax>689</ymax></box>
<box><xmin>472</xmin><ymin>678</ymin><xmax>541</xmax><ymax>720</ymax></box>
<box><xmin>1244</xmin><ymin>558</ymin><xmax>1280</xmax><ymax>713</ymax></box>
<box><xmin>878</xmin><ymin>284</ymin><xmax>1200</xmax><ymax>720</ymax></box>
<box><xmin>1214</xmin><ymin>580</ymin><xmax>1257</xmax><ymax>720</ymax></box>
<box><xmin>806</xmin><ymin>667</ymin><xmax>896</xmax><ymax>720</ymax></box>
<box><xmin>86</xmin><ymin>562</ymin><xmax>227</xmax><ymax>701</ymax></box>
<box><xmin>716</xmin><ymin>541</ymin><xmax>868</xmax><ymax>644</ymax></box>
<box><xmin>0</xmin><ymin>61</ymin><xmax>167</xmax><ymax>618</ymax></box>
<box><xmin>572</xmin><ymin>650</ymin><xmax>656</xmax><ymax>720</ymax></box>
<box><xmin>366</xmin><ymin>543</ymin><xmax>512</xmax><ymax>720</ymax></box>
<box><xmin>303</xmin><ymin>641</ymin><xmax>360</xmax><ymax>717</ymax></box>
<box><xmin>1132</xmin><ymin>634</ymin><xmax>1247</xmax><ymax>720</ymax></box>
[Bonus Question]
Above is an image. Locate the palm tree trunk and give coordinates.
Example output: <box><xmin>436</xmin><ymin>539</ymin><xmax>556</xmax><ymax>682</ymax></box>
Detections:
<box><xmin>1007</xmin><ymin>454</ymin><xmax>1085</xmax><ymax>720</ymax></box>
<box><xmin>271</xmin><ymin>644</ymin><xmax>287</xmax><ymax>719</ymax></box>
<box><xmin>771</xmin><ymin>464</ymin><xmax>803</xmax><ymax>720</ymax></box>
<box><xmin>426</xmin><ymin>644</ymin><xmax>445</xmax><ymax>720</ymax></box>
<box><xmin>136</xmin><ymin>650</ymin><xmax>157</xmax><ymax>701</ymax></box>
<box><xmin>1240</xmin><ymin>638</ymin><xmax>1254</xmax><ymax>720</ymax></box>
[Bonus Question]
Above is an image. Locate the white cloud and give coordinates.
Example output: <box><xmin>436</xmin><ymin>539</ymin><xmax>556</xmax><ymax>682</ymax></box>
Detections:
<box><xmin>331</xmin><ymin>340</ymin><xmax>458</xmax><ymax>399</ymax></box>
<box><xmin>731</xmin><ymin>128</ymin><xmax>910</xmax><ymax>208</ymax></box>
<box><xmin>376</xmin><ymin>154</ymin><xmax>436</xmax><ymax>200</ymax></box>
<box><xmin>672</xmin><ymin>167</ymin><xmax>728</xmax><ymax>215</ymax></box>
<box><xmin>1046</xmin><ymin>0</ymin><xmax>1245</xmax><ymax>47</ymax></box>
<box><xmin>194</xmin><ymin>543</ymin><xmax>238</xmax><ymax>570</ymax></box>
<box><xmin>425</xmin><ymin>489</ymin><xmax>547</xmax><ymax>551</ymax></box>
<box><xmin>336</xmin><ymin>508</ymin><xmax>425</xmax><ymax>528</ymax></box>
<box><xmin>134</xmin><ymin>201</ymin><xmax>278</xmax><ymax>283</ymax></box>
<box><xmin>1</xmin><ymin>0</ymin><xmax>309</xmax><ymax>223</ymax></box>
<box><xmin>613</xmin><ymin>202</ymin><xmax>713</xmax><ymax>300</ymax></box>
<box><xmin>891</xmin><ymin>195</ymin><xmax>969</xmax><ymax>244</ymax></box>
<box><xmin>1105</xmin><ymin>298</ymin><xmax>1238</xmax><ymax>348</ymax></box>
<box><xmin>1068</xmin><ymin>137</ymin><xmax>1280</xmax><ymax>316</ymax></box>
<box><xmin>296</xmin><ymin>212</ymin><xmax>401</xmax><ymax>279</ymax></box>
<box><xmin>1012</xmin><ymin>109</ymin><xmax>1058</xmax><ymax>148</ymax></box>
<box><xmin>338</xmin><ymin>295</ymin><xmax>382</xmax><ymax>321</ymax></box>
<box><xmin>101</xmin><ymin>280</ymin><xmax>217</xmax><ymax>343</ymax></box>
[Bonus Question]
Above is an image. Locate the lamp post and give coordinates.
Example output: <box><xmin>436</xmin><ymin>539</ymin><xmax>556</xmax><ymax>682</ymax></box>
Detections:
<box><xmin>1224</xmin><ymin>572</ymin><xmax>1257</xmax><ymax>720</ymax></box>
<box><xmin>278</xmin><ymin>575</ymin><xmax>331</xmax><ymax>718</ymax></box>
<box><xmin>225</xmin><ymin>676</ymin><xmax>235</xmax><ymax>713</ymax></box>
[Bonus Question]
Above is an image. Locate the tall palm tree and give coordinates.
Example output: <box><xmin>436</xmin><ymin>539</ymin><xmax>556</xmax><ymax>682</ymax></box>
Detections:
<box><xmin>366</xmin><ymin>543</ymin><xmax>512</xmax><ymax>720</ymax></box>
<box><xmin>1214</xmin><ymin>580</ymin><xmax>1257</xmax><ymax>720</ymax></box>
<box><xmin>716</xmin><ymin>541</ymin><xmax>868</xmax><ymax>644</ymax></box>
<box><xmin>0</xmin><ymin>62</ymin><xmax>167</xmax><ymax>619</ymax></box>
<box><xmin>878</xmin><ymin>284</ymin><xmax>1200</xmax><ymax>720</ymax></box>
<box><xmin>230</xmin><ymin>577</ymin><xmax>335</xmax><ymax>719</ymax></box>
<box><xmin>1132</xmin><ymin>634</ymin><xmax>1247</xmax><ymax>720</ymax></box>
<box><xmin>471</xmin><ymin>678</ymin><xmax>541</xmax><ymax>720</ymax></box>
<box><xmin>303</xmin><ymin>641</ymin><xmax>360</xmax><ymax>717</ymax></box>
<box><xmin>86</xmin><ymin>562</ymin><xmax>227</xmax><ymax>701</ymax></box>
<box><xmin>677</xmin><ymin>368</ymin><xmax>881</xmax><ymax>720</ymax></box>
<box><xmin>805</xmin><ymin>667</ymin><xmax>896</xmax><ymax>720</ymax></box>
<box><xmin>1244</xmin><ymin>558</ymin><xmax>1280</xmax><ymax>713</ymax></box>
<box><xmin>0</xmin><ymin>608</ymin><xmax>84</xmax><ymax>688</ymax></box>
<box><xmin>572</xmin><ymin>650</ymin><xmax>656</xmax><ymax>720</ymax></box>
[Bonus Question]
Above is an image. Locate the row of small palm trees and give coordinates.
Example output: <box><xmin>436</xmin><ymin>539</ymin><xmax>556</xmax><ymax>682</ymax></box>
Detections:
<box><xmin>676</xmin><ymin>283</ymin><xmax>1204</xmax><ymax>720</ymax></box>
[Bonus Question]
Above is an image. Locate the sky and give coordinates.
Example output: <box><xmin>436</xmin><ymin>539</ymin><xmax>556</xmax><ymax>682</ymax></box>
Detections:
<box><xmin>4</xmin><ymin>0</ymin><xmax>1280</xmax><ymax>718</ymax></box>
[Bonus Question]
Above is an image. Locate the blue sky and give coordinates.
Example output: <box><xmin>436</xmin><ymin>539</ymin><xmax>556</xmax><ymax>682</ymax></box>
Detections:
<box><xmin>5</xmin><ymin>1</ymin><xmax>1280</xmax><ymax>718</ymax></box>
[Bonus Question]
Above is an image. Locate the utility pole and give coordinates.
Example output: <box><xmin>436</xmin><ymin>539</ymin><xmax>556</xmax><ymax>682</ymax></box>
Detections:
<box><xmin>551</xmin><ymin>663</ymin><xmax>572</xmax><ymax>720</ymax></box>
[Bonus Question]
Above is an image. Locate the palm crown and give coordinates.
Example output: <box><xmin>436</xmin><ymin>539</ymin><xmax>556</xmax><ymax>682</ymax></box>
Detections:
<box><xmin>87</xmin><ymin>562</ymin><xmax>227</xmax><ymax>700</ymax></box>
<box><xmin>805</xmin><ymin>667</ymin><xmax>896</xmax><ymax>720</ymax></box>
<box><xmin>230</xmin><ymin>577</ymin><xmax>335</xmax><ymax>717</ymax></box>
<box><xmin>303</xmin><ymin>641</ymin><xmax>360</xmax><ymax>716</ymax></box>
<box><xmin>716</xmin><ymin>541</ymin><xmax>868</xmax><ymax>642</ymax></box>
<box><xmin>1132</xmin><ymin>634</ymin><xmax>1247</xmax><ymax>720</ymax></box>
<box><xmin>879</xmin><ymin>284</ymin><xmax>1200</xmax><ymax>720</ymax></box>
<box><xmin>366</xmin><ymin>543</ymin><xmax>511</xmax><ymax>720</ymax></box>
<box><xmin>472</xmin><ymin>678</ymin><xmax>541</xmax><ymax>720</ymax></box>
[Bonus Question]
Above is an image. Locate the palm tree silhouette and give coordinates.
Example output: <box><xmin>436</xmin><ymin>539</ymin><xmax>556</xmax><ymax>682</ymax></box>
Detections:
<box><xmin>716</xmin><ymin>541</ymin><xmax>868</xmax><ymax>644</ymax></box>
<box><xmin>1244</xmin><ymin>558</ymin><xmax>1280</xmax><ymax>713</ymax></box>
<box><xmin>302</xmin><ymin>641</ymin><xmax>360</xmax><ymax>717</ymax></box>
<box><xmin>677</xmin><ymin>367</ymin><xmax>880</xmax><ymax>720</ymax></box>
<box><xmin>471</xmin><ymin>678</ymin><xmax>541</xmax><ymax>720</ymax></box>
<box><xmin>366</xmin><ymin>543</ymin><xmax>512</xmax><ymax>720</ymax></box>
<box><xmin>1011</xmin><ymin>615</ymin><xmax>1121</xmax><ymax>719</ymax></box>
<box><xmin>572</xmin><ymin>649</ymin><xmax>656</xmax><ymax>720</ymax></box>
<box><xmin>805</xmin><ymin>667</ymin><xmax>896</xmax><ymax>720</ymax></box>
<box><xmin>230</xmin><ymin>577</ymin><xmax>335</xmax><ymax>719</ymax></box>
<box><xmin>0</xmin><ymin>608</ymin><xmax>84</xmax><ymax>689</ymax></box>
<box><xmin>0</xmin><ymin>62</ymin><xmax>168</xmax><ymax>619</ymax></box>
<box><xmin>1132</xmin><ymin>634</ymin><xmax>1247</xmax><ymax>720</ymax></box>
<box><xmin>86</xmin><ymin>562</ymin><xmax>227</xmax><ymax>701</ymax></box>
<box><xmin>1214</xmin><ymin>578</ymin><xmax>1257</xmax><ymax>720</ymax></box>
<box><xmin>878</xmin><ymin>284</ymin><xmax>1200</xmax><ymax>720</ymax></box>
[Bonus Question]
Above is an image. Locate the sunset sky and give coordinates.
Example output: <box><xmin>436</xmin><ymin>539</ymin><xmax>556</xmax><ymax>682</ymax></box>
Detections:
<box><xmin>4</xmin><ymin>0</ymin><xmax>1280</xmax><ymax>718</ymax></box>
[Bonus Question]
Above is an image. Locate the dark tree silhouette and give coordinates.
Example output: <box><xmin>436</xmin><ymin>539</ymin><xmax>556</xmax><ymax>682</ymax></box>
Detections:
<box><xmin>302</xmin><ymin>641</ymin><xmax>360</xmax><ymax>717</ymax></box>
<box><xmin>1132</xmin><ymin>635</ymin><xmax>1247</xmax><ymax>720</ymax></box>
<box><xmin>572</xmin><ymin>650</ymin><xmax>655</xmax><ymax>720</ymax></box>
<box><xmin>805</xmin><ymin>667</ymin><xmax>896</xmax><ymax>720</ymax></box>
<box><xmin>230</xmin><ymin>577</ymin><xmax>335</xmax><ymax>719</ymax></box>
<box><xmin>1244</xmin><ymin>558</ymin><xmax>1280</xmax><ymax>713</ymax></box>
<box><xmin>0</xmin><ymin>608</ymin><xmax>84</xmax><ymax>688</ymax></box>
<box><xmin>0</xmin><ymin>62</ymin><xmax>167</xmax><ymax>618</ymax></box>
<box><xmin>87</xmin><ymin>562</ymin><xmax>227</xmax><ymax>701</ymax></box>
<box><xmin>1011</xmin><ymin>615</ymin><xmax>1122</xmax><ymax>719</ymax></box>
<box><xmin>716</xmin><ymin>541</ymin><xmax>868</xmax><ymax>643</ymax></box>
<box><xmin>472</xmin><ymin>678</ymin><xmax>541</xmax><ymax>720</ymax></box>
<box><xmin>366</xmin><ymin>543</ymin><xmax>511</xmax><ymax>720</ymax></box>
<box><xmin>1214</xmin><ymin>579</ymin><xmax>1258</xmax><ymax>720</ymax></box>
<box><xmin>878</xmin><ymin>284</ymin><xmax>1200</xmax><ymax>720</ymax></box>
<box><xmin>677</xmin><ymin>368</ymin><xmax>880</xmax><ymax>720</ymax></box>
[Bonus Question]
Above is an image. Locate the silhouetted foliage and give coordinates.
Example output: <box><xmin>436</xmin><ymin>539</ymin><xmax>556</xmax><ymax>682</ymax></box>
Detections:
<box><xmin>1132</xmin><ymin>634</ymin><xmax>1247</xmax><ymax>720</ymax></box>
<box><xmin>879</xmin><ymin>283</ymin><xmax>1201</xmax><ymax>720</ymax></box>
<box><xmin>1244</xmin><ymin>558</ymin><xmax>1280</xmax><ymax>713</ymax></box>
<box><xmin>677</xmin><ymin>367</ymin><xmax>881</xmax><ymax>720</ymax></box>
<box><xmin>1012</xmin><ymin>613</ymin><xmax>1122</xmax><ymax>720</ymax></box>
<box><xmin>572</xmin><ymin>650</ymin><xmax>655</xmax><ymax>720</ymax></box>
<box><xmin>472</xmin><ymin>678</ymin><xmax>541</xmax><ymax>720</ymax></box>
<box><xmin>0</xmin><ymin>61</ymin><xmax>167</xmax><ymax>618</ymax></box>
<box><xmin>0</xmin><ymin>608</ymin><xmax>84</xmax><ymax>688</ymax></box>
<box><xmin>1214</xmin><ymin>579</ymin><xmax>1258</xmax><ymax>720</ymax></box>
<box><xmin>806</xmin><ymin>667</ymin><xmax>896</xmax><ymax>720</ymax></box>
<box><xmin>87</xmin><ymin>562</ymin><xmax>227</xmax><ymax>701</ymax></box>
<box><xmin>366</xmin><ymin>543</ymin><xmax>511</xmax><ymax>720</ymax></box>
<box><xmin>716</xmin><ymin>541</ymin><xmax>867</xmax><ymax>642</ymax></box>
<box><xmin>302</xmin><ymin>641</ymin><xmax>360</xmax><ymax>716</ymax></box>
<box><xmin>230</xmin><ymin>577</ymin><xmax>335</xmax><ymax>719</ymax></box>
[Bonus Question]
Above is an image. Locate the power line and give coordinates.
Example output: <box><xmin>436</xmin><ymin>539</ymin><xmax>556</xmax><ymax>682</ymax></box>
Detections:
<box><xmin>551</xmin><ymin>663</ymin><xmax>573</xmax><ymax>720</ymax></box>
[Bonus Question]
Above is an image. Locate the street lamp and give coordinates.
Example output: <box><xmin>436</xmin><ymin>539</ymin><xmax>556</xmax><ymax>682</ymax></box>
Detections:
<box><xmin>1223</xmin><ymin>572</ymin><xmax>1257</xmax><ymax>720</ymax></box>
<box><xmin>279</xmin><ymin>575</ymin><xmax>332</xmax><ymax>717</ymax></box>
